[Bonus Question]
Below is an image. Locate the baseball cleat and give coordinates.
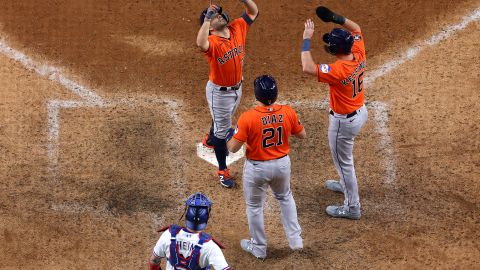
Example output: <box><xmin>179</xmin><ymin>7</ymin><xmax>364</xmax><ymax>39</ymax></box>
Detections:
<box><xmin>240</xmin><ymin>239</ymin><xmax>266</xmax><ymax>261</ymax></box>
<box><xmin>202</xmin><ymin>132</ymin><xmax>215</xmax><ymax>149</ymax></box>
<box><xmin>217</xmin><ymin>169</ymin><xmax>235</xmax><ymax>188</ymax></box>
<box><xmin>325</xmin><ymin>180</ymin><xmax>343</xmax><ymax>193</ymax></box>
<box><xmin>326</xmin><ymin>205</ymin><xmax>361</xmax><ymax>220</ymax></box>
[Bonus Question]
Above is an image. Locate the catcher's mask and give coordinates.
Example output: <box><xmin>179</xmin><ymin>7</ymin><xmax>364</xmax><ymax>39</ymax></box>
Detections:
<box><xmin>199</xmin><ymin>6</ymin><xmax>230</xmax><ymax>26</ymax></box>
<box><xmin>254</xmin><ymin>75</ymin><xmax>278</xmax><ymax>106</ymax></box>
<box><xmin>181</xmin><ymin>192</ymin><xmax>212</xmax><ymax>231</ymax></box>
<box><xmin>323</xmin><ymin>28</ymin><xmax>354</xmax><ymax>55</ymax></box>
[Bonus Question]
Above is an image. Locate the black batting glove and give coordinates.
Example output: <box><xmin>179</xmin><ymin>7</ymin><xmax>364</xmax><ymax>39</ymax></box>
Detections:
<box><xmin>316</xmin><ymin>6</ymin><xmax>346</xmax><ymax>25</ymax></box>
<box><xmin>205</xmin><ymin>5</ymin><xmax>220</xmax><ymax>20</ymax></box>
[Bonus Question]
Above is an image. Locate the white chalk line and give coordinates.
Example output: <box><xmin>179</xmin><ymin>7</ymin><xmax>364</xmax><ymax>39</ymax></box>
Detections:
<box><xmin>0</xmin><ymin>37</ymin><xmax>185</xmax><ymax>218</ymax></box>
<box><xmin>365</xmin><ymin>8</ymin><xmax>480</xmax><ymax>85</ymax></box>
<box><xmin>369</xmin><ymin>101</ymin><xmax>396</xmax><ymax>185</ymax></box>
<box><xmin>0</xmin><ymin>40</ymin><xmax>104</xmax><ymax>105</ymax></box>
<box><xmin>287</xmin><ymin>100</ymin><xmax>395</xmax><ymax>185</ymax></box>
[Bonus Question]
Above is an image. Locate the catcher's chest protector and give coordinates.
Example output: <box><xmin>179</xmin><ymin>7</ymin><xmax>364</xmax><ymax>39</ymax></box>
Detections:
<box><xmin>168</xmin><ymin>225</ymin><xmax>211</xmax><ymax>270</ymax></box>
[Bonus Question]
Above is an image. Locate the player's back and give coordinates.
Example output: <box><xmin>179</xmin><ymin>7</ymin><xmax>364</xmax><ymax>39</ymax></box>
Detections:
<box><xmin>155</xmin><ymin>227</ymin><xmax>228</xmax><ymax>270</ymax></box>
<box><xmin>317</xmin><ymin>31</ymin><xmax>367</xmax><ymax>114</ymax></box>
<box><xmin>237</xmin><ymin>104</ymin><xmax>303</xmax><ymax>161</ymax></box>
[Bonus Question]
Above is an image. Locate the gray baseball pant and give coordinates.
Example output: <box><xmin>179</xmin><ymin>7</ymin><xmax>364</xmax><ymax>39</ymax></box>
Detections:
<box><xmin>242</xmin><ymin>155</ymin><xmax>303</xmax><ymax>258</ymax></box>
<box><xmin>206</xmin><ymin>81</ymin><xmax>242</xmax><ymax>139</ymax></box>
<box><xmin>328</xmin><ymin>104</ymin><xmax>368</xmax><ymax>209</ymax></box>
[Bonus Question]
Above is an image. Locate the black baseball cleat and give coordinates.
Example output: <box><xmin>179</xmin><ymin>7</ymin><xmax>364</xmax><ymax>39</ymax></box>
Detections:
<box><xmin>217</xmin><ymin>169</ymin><xmax>235</xmax><ymax>188</ymax></box>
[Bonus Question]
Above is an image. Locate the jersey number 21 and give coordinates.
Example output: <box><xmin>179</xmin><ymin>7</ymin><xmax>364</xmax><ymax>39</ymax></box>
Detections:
<box><xmin>262</xmin><ymin>127</ymin><xmax>283</xmax><ymax>148</ymax></box>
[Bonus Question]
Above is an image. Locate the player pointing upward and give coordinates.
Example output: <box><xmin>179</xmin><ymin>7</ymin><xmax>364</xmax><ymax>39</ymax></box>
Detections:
<box><xmin>197</xmin><ymin>1</ymin><xmax>258</xmax><ymax>188</ymax></box>
<box><xmin>301</xmin><ymin>7</ymin><xmax>369</xmax><ymax>219</ymax></box>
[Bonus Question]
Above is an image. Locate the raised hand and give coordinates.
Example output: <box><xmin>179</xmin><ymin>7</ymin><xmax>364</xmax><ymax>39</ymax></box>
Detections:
<box><xmin>205</xmin><ymin>5</ymin><xmax>220</xmax><ymax>20</ymax></box>
<box><xmin>303</xmin><ymin>19</ymin><xmax>315</xmax><ymax>39</ymax></box>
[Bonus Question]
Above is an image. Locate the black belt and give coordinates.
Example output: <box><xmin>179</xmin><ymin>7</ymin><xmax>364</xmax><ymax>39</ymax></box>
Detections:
<box><xmin>330</xmin><ymin>110</ymin><xmax>357</xmax><ymax>118</ymax></box>
<box><xmin>219</xmin><ymin>81</ymin><xmax>242</xmax><ymax>91</ymax></box>
<box><xmin>248</xmin><ymin>154</ymin><xmax>287</xmax><ymax>162</ymax></box>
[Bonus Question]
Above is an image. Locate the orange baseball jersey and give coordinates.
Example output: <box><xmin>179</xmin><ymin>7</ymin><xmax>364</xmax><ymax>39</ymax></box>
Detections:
<box><xmin>204</xmin><ymin>14</ymin><xmax>252</xmax><ymax>87</ymax></box>
<box><xmin>317</xmin><ymin>30</ymin><xmax>366</xmax><ymax>115</ymax></box>
<box><xmin>233</xmin><ymin>104</ymin><xmax>304</xmax><ymax>161</ymax></box>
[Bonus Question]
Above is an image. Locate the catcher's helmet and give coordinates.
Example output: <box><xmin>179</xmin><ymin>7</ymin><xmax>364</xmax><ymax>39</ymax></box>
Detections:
<box><xmin>322</xmin><ymin>28</ymin><xmax>354</xmax><ymax>55</ymax></box>
<box><xmin>184</xmin><ymin>192</ymin><xmax>212</xmax><ymax>231</ymax></box>
<box><xmin>254</xmin><ymin>75</ymin><xmax>278</xmax><ymax>106</ymax></box>
<box><xmin>199</xmin><ymin>6</ymin><xmax>230</xmax><ymax>26</ymax></box>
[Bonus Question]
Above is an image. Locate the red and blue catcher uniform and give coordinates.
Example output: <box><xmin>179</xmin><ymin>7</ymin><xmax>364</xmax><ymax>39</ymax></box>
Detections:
<box><xmin>150</xmin><ymin>193</ymin><xmax>230</xmax><ymax>270</ymax></box>
<box><xmin>168</xmin><ymin>225</ymin><xmax>211</xmax><ymax>270</ymax></box>
<box><xmin>156</xmin><ymin>224</ymin><xmax>228</xmax><ymax>270</ymax></box>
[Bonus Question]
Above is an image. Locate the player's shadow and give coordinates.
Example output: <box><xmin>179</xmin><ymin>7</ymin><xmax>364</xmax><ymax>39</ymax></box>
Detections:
<box><xmin>267</xmin><ymin>246</ymin><xmax>313</xmax><ymax>260</ymax></box>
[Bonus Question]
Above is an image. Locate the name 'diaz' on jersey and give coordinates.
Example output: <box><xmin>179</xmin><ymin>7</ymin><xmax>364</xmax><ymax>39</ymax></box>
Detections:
<box><xmin>261</xmin><ymin>114</ymin><xmax>284</xmax><ymax>126</ymax></box>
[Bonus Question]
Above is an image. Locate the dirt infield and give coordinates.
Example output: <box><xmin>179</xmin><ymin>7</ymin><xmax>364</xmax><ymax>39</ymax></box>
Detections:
<box><xmin>1</xmin><ymin>0</ymin><xmax>479</xmax><ymax>269</ymax></box>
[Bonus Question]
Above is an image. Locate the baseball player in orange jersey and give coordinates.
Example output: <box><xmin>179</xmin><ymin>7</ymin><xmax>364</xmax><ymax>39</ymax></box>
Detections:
<box><xmin>227</xmin><ymin>75</ymin><xmax>306</xmax><ymax>260</ymax></box>
<box><xmin>301</xmin><ymin>7</ymin><xmax>368</xmax><ymax>219</ymax></box>
<box><xmin>197</xmin><ymin>1</ymin><xmax>259</xmax><ymax>188</ymax></box>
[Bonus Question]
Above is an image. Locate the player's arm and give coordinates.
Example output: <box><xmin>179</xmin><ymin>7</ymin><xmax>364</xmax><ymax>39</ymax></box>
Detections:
<box><xmin>342</xmin><ymin>19</ymin><xmax>361</xmax><ymax>32</ymax></box>
<box><xmin>227</xmin><ymin>138</ymin><xmax>244</xmax><ymax>153</ymax></box>
<box><xmin>293</xmin><ymin>128</ymin><xmax>306</xmax><ymax>139</ymax></box>
<box><xmin>148</xmin><ymin>230</ymin><xmax>170</xmax><ymax>270</ymax></box>
<box><xmin>316</xmin><ymin>6</ymin><xmax>360</xmax><ymax>32</ymax></box>
<box><xmin>148</xmin><ymin>254</ymin><xmax>162</xmax><ymax>270</ymax></box>
<box><xmin>301</xmin><ymin>19</ymin><xmax>317</xmax><ymax>76</ymax></box>
<box><xmin>290</xmin><ymin>108</ymin><xmax>307</xmax><ymax>139</ymax></box>
<box><xmin>228</xmin><ymin>115</ymin><xmax>248</xmax><ymax>153</ymax></box>
<box><xmin>239</xmin><ymin>0</ymin><xmax>258</xmax><ymax>21</ymax></box>
<box><xmin>196</xmin><ymin>21</ymin><xmax>211</xmax><ymax>52</ymax></box>
<box><xmin>196</xmin><ymin>6</ymin><xmax>220</xmax><ymax>52</ymax></box>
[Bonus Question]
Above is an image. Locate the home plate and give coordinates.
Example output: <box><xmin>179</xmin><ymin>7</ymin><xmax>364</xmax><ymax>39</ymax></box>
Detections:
<box><xmin>196</xmin><ymin>143</ymin><xmax>245</xmax><ymax>167</ymax></box>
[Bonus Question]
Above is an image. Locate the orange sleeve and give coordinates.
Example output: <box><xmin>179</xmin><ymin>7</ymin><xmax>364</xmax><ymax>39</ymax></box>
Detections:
<box><xmin>230</xmin><ymin>17</ymin><xmax>249</xmax><ymax>39</ymax></box>
<box><xmin>233</xmin><ymin>112</ymin><xmax>249</xmax><ymax>142</ymax></box>
<box><xmin>351</xmin><ymin>31</ymin><xmax>365</xmax><ymax>59</ymax></box>
<box><xmin>288</xmin><ymin>107</ymin><xmax>304</xmax><ymax>135</ymax></box>
<box><xmin>203</xmin><ymin>36</ymin><xmax>215</xmax><ymax>57</ymax></box>
<box><xmin>317</xmin><ymin>63</ymin><xmax>336</xmax><ymax>84</ymax></box>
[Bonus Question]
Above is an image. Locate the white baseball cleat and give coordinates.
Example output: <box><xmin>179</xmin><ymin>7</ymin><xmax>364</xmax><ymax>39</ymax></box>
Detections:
<box><xmin>240</xmin><ymin>239</ymin><xmax>266</xmax><ymax>261</ymax></box>
<box><xmin>326</xmin><ymin>205</ymin><xmax>361</xmax><ymax>220</ymax></box>
<box><xmin>325</xmin><ymin>180</ymin><xmax>344</xmax><ymax>193</ymax></box>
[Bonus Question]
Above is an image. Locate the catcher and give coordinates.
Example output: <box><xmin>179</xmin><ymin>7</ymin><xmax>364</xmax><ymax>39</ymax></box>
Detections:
<box><xmin>148</xmin><ymin>193</ymin><xmax>231</xmax><ymax>270</ymax></box>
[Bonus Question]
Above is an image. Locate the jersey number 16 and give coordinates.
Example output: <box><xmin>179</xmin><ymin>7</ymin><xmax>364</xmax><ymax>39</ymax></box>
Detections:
<box><xmin>352</xmin><ymin>71</ymin><xmax>364</xmax><ymax>98</ymax></box>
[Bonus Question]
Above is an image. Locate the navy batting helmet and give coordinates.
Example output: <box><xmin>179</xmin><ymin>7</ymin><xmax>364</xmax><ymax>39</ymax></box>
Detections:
<box><xmin>254</xmin><ymin>75</ymin><xmax>278</xmax><ymax>106</ymax></box>
<box><xmin>199</xmin><ymin>6</ymin><xmax>230</xmax><ymax>26</ymax></box>
<box><xmin>184</xmin><ymin>192</ymin><xmax>212</xmax><ymax>231</ymax></box>
<box><xmin>322</xmin><ymin>28</ymin><xmax>354</xmax><ymax>55</ymax></box>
